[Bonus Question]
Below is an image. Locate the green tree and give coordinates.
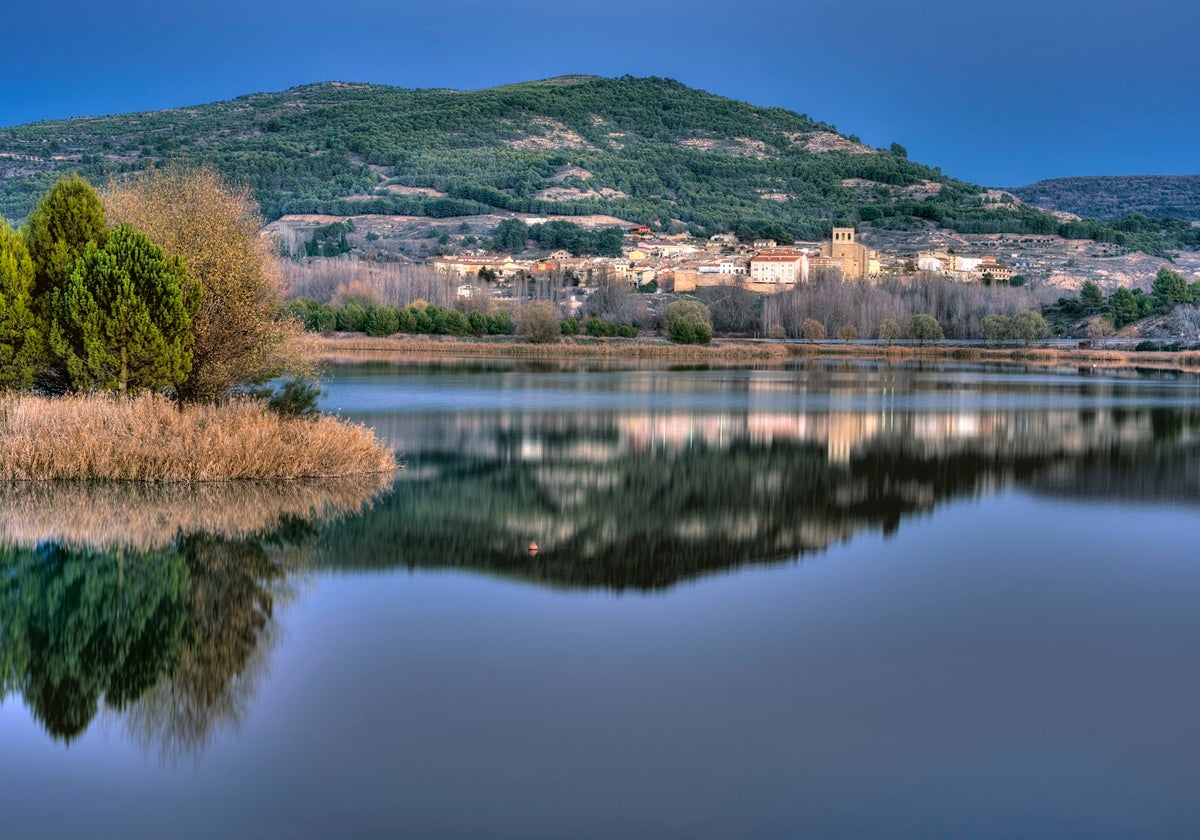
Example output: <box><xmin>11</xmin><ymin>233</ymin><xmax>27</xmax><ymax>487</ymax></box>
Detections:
<box><xmin>494</xmin><ymin>218</ymin><xmax>529</xmax><ymax>253</ymax></box>
<box><xmin>50</xmin><ymin>225</ymin><xmax>199</xmax><ymax>394</ymax></box>
<box><xmin>362</xmin><ymin>305</ymin><xmax>399</xmax><ymax>337</ymax></box>
<box><xmin>1152</xmin><ymin>267</ymin><xmax>1190</xmax><ymax>308</ymax></box>
<box><xmin>1011</xmin><ymin>310</ymin><xmax>1047</xmax><ymax>345</ymax></box>
<box><xmin>878</xmin><ymin>318</ymin><xmax>901</xmax><ymax>345</ymax></box>
<box><xmin>103</xmin><ymin>167</ymin><xmax>311</xmax><ymax>403</ymax></box>
<box><xmin>1108</xmin><ymin>286</ymin><xmax>1141</xmax><ymax>328</ymax></box>
<box><xmin>24</xmin><ymin>175</ymin><xmax>108</xmax><ymax>311</ymax></box>
<box><xmin>907</xmin><ymin>313</ymin><xmax>943</xmax><ymax>345</ymax></box>
<box><xmin>980</xmin><ymin>314</ymin><xmax>1011</xmax><ymax>345</ymax></box>
<box><xmin>0</xmin><ymin>219</ymin><xmax>45</xmax><ymax>388</ymax></box>
<box><xmin>665</xmin><ymin>299</ymin><xmax>713</xmax><ymax>344</ymax></box>
<box><xmin>1079</xmin><ymin>281</ymin><xmax>1104</xmax><ymax>313</ymax></box>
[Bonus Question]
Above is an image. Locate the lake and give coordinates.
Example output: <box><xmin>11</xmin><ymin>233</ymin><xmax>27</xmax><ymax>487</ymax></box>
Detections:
<box><xmin>4</xmin><ymin>358</ymin><xmax>1200</xmax><ymax>838</ymax></box>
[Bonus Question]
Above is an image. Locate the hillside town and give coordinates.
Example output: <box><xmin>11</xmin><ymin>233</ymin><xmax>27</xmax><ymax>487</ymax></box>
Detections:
<box><xmin>430</xmin><ymin>224</ymin><xmax>1022</xmax><ymax>301</ymax></box>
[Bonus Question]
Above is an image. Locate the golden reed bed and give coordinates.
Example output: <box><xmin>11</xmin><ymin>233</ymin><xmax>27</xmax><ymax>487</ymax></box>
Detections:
<box><xmin>313</xmin><ymin>333</ymin><xmax>1200</xmax><ymax>373</ymax></box>
<box><xmin>0</xmin><ymin>393</ymin><xmax>396</xmax><ymax>482</ymax></box>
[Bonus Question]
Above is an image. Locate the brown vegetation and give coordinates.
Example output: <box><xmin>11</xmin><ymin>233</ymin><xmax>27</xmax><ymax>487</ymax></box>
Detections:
<box><xmin>763</xmin><ymin>274</ymin><xmax>1044</xmax><ymax>340</ymax></box>
<box><xmin>104</xmin><ymin>167</ymin><xmax>312</xmax><ymax>401</ymax></box>
<box><xmin>279</xmin><ymin>256</ymin><xmax>458</xmax><ymax>308</ymax></box>
<box><xmin>0</xmin><ymin>393</ymin><xmax>395</xmax><ymax>481</ymax></box>
<box><xmin>0</xmin><ymin>474</ymin><xmax>391</xmax><ymax>551</ymax></box>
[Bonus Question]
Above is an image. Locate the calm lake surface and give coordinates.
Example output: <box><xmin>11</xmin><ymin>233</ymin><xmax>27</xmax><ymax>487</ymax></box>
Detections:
<box><xmin>4</xmin><ymin>358</ymin><xmax>1200</xmax><ymax>838</ymax></box>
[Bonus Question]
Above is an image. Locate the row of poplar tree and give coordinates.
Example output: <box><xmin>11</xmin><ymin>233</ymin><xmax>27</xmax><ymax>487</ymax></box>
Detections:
<box><xmin>0</xmin><ymin>171</ymin><xmax>302</xmax><ymax>398</ymax></box>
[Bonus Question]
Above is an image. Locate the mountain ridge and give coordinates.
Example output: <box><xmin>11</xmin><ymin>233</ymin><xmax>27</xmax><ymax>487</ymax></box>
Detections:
<box><xmin>1010</xmin><ymin>175</ymin><xmax>1200</xmax><ymax>222</ymax></box>
<box><xmin>0</xmin><ymin>76</ymin><xmax>1191</xmax><ymax>257</ymax></box>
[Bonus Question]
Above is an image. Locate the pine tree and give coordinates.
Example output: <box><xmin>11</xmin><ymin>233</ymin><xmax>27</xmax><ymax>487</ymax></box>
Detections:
<box><xmin>103</xmin><ymin>167</ymin><xmax>310</xmax><ymax>402</ymax></box>
<box><xmin>24</xmin><ymin>174</ymin><xmax>108</xmax><ymax>311</ymax></box>
<box><xmin>51</xmin><ymin>225</ymin><xmax>199</xmax><ymax>394</ymax></box>
<box><xmin>0</xmin><ymin>219</ymin><xmax>45</xmax><ymax>389</ymax></box>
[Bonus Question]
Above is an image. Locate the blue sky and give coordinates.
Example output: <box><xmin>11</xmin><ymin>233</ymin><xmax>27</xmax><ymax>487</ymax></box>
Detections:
<box><xmin>2</xmin><ymin>0</ymin><xmax>1196</xmax><ymax>187</ymax></box>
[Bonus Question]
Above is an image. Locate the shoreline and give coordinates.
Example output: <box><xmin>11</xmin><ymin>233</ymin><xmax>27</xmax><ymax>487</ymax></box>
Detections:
<box><xmin>313</xmin><ymin>333</ymin><xmax>1200</xmax><ymax>374</ymax></box>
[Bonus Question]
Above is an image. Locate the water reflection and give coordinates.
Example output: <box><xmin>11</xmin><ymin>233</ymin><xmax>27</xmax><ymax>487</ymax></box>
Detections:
<box><xmin>0</xmin><ymin>477</ymin><xmax>387</xmax><ymax>753</ymax></box>
<box><xmin>321</xmin><ymin>401</ymin><xmax>1200</xmax><ymax>590</ymax></box>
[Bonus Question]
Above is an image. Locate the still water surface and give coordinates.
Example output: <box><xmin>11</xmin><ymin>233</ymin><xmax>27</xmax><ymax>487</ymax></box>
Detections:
<box><xmin>4</xmin><ymin>359</ymin><xmax>1200</xmax><ymax>838</ymax></box>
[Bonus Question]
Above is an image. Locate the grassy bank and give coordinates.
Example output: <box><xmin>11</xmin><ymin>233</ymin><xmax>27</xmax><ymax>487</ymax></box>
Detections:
<box><xmin>313</xmin><ymin>333</ymin><xmax>1200</xmax><ymax>373</ymax></box>
<box><xmin>0</xmin><ymin>393</ymin><xmax>395</xmax><ymax>482</ymax></box>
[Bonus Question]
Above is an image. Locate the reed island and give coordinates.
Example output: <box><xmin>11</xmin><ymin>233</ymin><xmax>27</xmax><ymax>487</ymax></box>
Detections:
<box><xmin>0</xmin><ymin>169</ymin><xmax>394</xmax><ymax>481</ymax></box>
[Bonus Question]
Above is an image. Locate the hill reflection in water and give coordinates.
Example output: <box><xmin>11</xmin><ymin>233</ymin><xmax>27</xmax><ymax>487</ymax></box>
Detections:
<box><xmin>319</xmin><ymin>401</ymin><xmax>1200</xmax><ymax>589</ymax></box>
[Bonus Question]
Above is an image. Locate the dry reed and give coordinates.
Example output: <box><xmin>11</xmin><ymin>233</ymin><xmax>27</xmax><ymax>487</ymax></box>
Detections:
<box><xmin>314</xmin><ymin>333</ymin><xmax>792</xmax><ymax>361</ymax></box>
<box><xmin>312</xmin><ymin>334</ymin><xmax>1200</xmax><ymax>374</ymax></box>
<box><xmin>0</xmin><ymin>393</ymin><xmax>396</xmax><ymax>482</ymax></box>
<box><xmin>0</xmin><ymin>474</ymin><xmax>392</xmax><ymax>551</ymax></box>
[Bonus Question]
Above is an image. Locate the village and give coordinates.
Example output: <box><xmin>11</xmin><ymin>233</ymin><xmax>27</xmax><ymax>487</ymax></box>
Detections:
<box><xmin>429</xmin><ymin>223</ymin><xmax>1021</xmax><ymax>304</ymax></box>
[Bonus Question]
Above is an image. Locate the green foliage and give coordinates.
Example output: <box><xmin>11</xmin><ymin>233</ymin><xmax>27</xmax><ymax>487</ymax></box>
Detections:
<box><xmin>23</xmin><ymin>175</ymin><xmax>108</xmax><ymax>309</ymax></box>
<box><xmin>1152</xmin><ymin>267</ymin><xmax>1191</xmax><ymax>306</ymax></box>
<box><xmin>494</xmin><ymin>218</ymin><xmax>529</xmax><ymax>253</ymax></box>
<box><xmin>251</xmin><ymin>376</ymin><xmax>324</xmax><ymax>418</ymax></box>
<box><xmin>1011</xmin><ymin>310</ymin><xmax>1047</xmax><ymax>344</ymax></box>
<box><xmin>337</xmin><ymin>301</ymin><xmax>367</xmax><ymax>332</ymax></box>
<box><xmin>305</xmin><ymin>221</ymin><xmax>354</xmax><ymax>257</ymax></box>
<box><xmin>584</xmin><ymin>318</ymin><xmax>637</xmax><ymax>338</ymax></box>
<box><xmin>529</xmin><ymin>221</ymin><xmax>624</xmax><ymax>257</ymax></box>
<box><xmin>1107</xmin><ymin>286</ymin><xmax>1141</xmax><ymax>328</ymax></box>
<box><xmin>362</xmin><ymin>304</ymin><xmax>399</xmax><ymax>337</ymax></box>
<box><xmin>906</xmin><ymin>313</ymin><xmax>943</xmax><ymax>344</ymax></box>
<box><xmin>1079</xmin><ymin>281</ymin><xmax>1104</xmax><ymax>312</ymax></box>
<box><xmin>665</xmin><ymin>299</ymin><xmax>712</xmax><ymax>327</ymax></box>
<box><xmin>667</xmin><ymin>318</ymin><xmax>712</xmax><ymax>344</ymax></box>
<box><xmin>0</xmin><ymin>77</ymin><xmax>1110</xmax><ymax>250</ymax></box>
<box><xmin>0</xmin><ymin>219</ymin><xmax>45</xmax><ymax>388</ymax></box>
<box><xmin>50</xmin><ymin>225</ymin><xmax>199</xmax><ymax>393</ymax></box>
<box><xmin>878</xmin><ymin>318</ymin><xmax>901</xmax><ymax>344</ymax></box>
<box><xmin>1010</xmin><ymin>175</ymin><xmax>1200</xmax><ymax>222</ymax></box>
<box><xmin>560</xmin><ymin>317</ymin><xmax>579</xmax><ymax>336</ymax></box>
<box><xmin>0</xmin><ymin>543</ymin><xmax>190</xmax><ymax>742</ymax></box>
<box><xmin>665</xmin><ymin>299</ymin><xmax>712</xmax><ymax>344</ymax></box>
<box><xmin>980</xmin><ymin>314</ymin><xmax>1011</xmax><ymax>345</ymax></box>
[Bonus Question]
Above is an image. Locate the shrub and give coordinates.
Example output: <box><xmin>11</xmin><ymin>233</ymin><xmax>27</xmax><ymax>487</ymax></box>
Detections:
<box><xmin>907</xmin><ymin>314</ymin><xmax>943</xmax><ymax>344</ymax></box>
<box><xmin>668</xmin><ymin>319</ymin><xmax>712</xmax><ymax>344</ymax></box>
<box><xmin>443</xmin><ymin>310</ymin><xmax>472</xmax><ymax>336</ymax></box>
<box><xmin>362</xmin><ymin>305</ymin><xmax>400</xmax><ymax>337</ymax></box>
<box><xmin>561</xmin><ymin>317</ymin><xmax>579</xmax><ymax>336</ymax></box>
<box><xmin>515</xmin><ymin>301</ymin><xmax>562</xmax><ymax>343</ymax></box>
<box><xmin>337</xmin><ymin>302</ymin><xmax>367</xmax><ymax>332</ymax></box>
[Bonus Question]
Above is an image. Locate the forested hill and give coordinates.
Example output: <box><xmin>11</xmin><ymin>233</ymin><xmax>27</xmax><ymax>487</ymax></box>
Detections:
<box><xmin>1011</xmin><ymin>175</ymin><xmax>1200</xmax><ymax>222</ymax></box>
<box><xmin>0</xmin><ymin>75</ymin><xmax>1151</xmax><ymax>246</ymax></box>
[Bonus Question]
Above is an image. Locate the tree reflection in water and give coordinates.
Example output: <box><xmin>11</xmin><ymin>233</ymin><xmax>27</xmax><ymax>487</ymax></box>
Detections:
<box><xmin>0</xmin><ymin>477</ymin><xmax>387</xmax><ymax>755</ymax></box>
